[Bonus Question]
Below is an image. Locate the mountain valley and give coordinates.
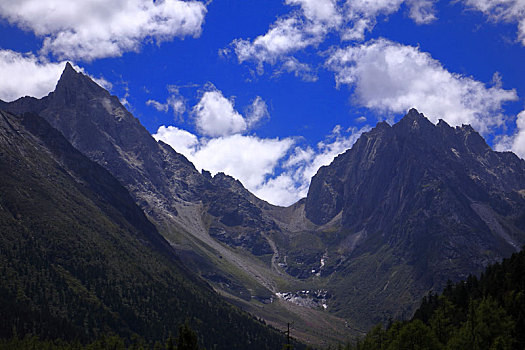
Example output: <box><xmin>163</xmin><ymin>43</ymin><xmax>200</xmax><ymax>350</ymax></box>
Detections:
<box><xmin>2</xmin><ymin>64</ymin><xmax>525</xmax><ymax>346</ymax></box>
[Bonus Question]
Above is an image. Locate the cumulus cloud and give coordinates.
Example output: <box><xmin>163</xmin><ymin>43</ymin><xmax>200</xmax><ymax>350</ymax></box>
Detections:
<box><xmin>0</xmin><ymin>50</ymin><xmax>66</xmax><ymax>101</ymax></box>
<box><xmin>0</xmin><ymin>0</ymin><xmax>207</xmax><ymax>61</ymax></box>
<box><xmin>229</xmin><ymin>0</ymin><xmax>437</xmax><ymax>72</ymax></box>
<box><xmin>190</xmin><ymin>85</ymin><xmax>270</xmax><ymax>137</ymax></box>
<box><xmin>153</xmin><ymin>125</ymin><xmax>199</xmax><ymax>156</ymax></box>
<box><xmin>153</xmin><ymin>122</ymin><xmax>368</xmax><ymax>206</ymax></box>
<box><xmin>232</xmin><ymin>16</ymin><xmax>329</xmax><ymax>71</ymax></box>
<box><xmin>326</xmin><ymin>38</ymin><xmax>518</xmax><ymax>133</ymax></box>
<box><xmin>495</xmin><ymin>109</ymin><xmax>525</xmax><ymax>159</ymax></box>
<box><xmin>230</xmin><ymin>0</ymin><xmax>343</xmax><ymax>72</ymax></box>
<box><xmin>461</xmin><ymin>0</ymin><xmax>525</xmax><ymax>45</ymax></box>
<box><xmin>192</xmin><ymin>88</ymin><xmax>248</xmax><ymax>137</ymax></box>
<box><xmin>0</xmin><ymin>49</ymin><xmax>110</xmax><ymax>102</ymax></box>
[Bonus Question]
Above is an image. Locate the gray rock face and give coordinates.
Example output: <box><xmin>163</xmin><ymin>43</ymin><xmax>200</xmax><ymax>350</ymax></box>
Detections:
<box><xmin>301</xmin><ymin>108</ymin><xmax>525</xmax><ymax>325</ymax></box>
<box><xmin>3</xmin><ymin>63</ymin><xmax>279</xmax><ymax>294</ymax></box>
<box><xmin>4</xmin><ymin>63</ymin><xmax>275</xmax><ymax>236</ymax></box>
<box><xmin>306</xmin><ymin>109</ymin><xmax>525</xmax><ymax>258</ymax></box>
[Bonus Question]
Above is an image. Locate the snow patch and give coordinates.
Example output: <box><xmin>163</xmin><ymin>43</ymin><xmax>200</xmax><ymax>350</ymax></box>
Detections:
<box><xmin>276</xmin><ymin>289</ymin><xmax>330</xmax><ymax>310</ymax></box>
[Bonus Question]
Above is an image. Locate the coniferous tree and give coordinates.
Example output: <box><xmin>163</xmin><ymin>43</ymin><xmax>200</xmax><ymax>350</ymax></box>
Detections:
<box><xmin>176</xmin><ymin>323</ymin><xmax>199</xmax><ymax>350</ymax></box>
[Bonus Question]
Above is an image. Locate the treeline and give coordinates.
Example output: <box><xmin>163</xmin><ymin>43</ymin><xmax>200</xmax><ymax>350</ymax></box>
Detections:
<box><xmin>335</xmin><ymin>247</ymin><xmax>525</xmax><ymax>350</ymax></box>
<box><xmin>0</xmin><ymin>323</ymin><xmax>200</xmax><ymax>350</ymax></box>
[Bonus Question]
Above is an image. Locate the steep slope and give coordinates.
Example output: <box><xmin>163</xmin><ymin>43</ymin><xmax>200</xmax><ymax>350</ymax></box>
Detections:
<box><xmin>4</xmin><ymin>63</ymin><xmax>351</xmax><ymax>346</ymax></box>
<box><xmin>351</xmin><ymin>247</ymin><xmax>525</xmax><ymax>349</ymax></box>
<box><xmin>5</xmin><ymin>63</ymin><xmax>277</xmax><ymax>275</ymax></box>
<box><xmin>296</xmin><ymin>109</ymin><xmax>525</xmax><ymax>326</ymax></box>
<box><xmin>0</xmin><ymin>109</ymin><xmax>292</xmax><ymax>349</ymax></box>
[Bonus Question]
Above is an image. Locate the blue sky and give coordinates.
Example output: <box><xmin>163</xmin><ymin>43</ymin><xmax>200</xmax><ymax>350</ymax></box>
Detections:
<box><xmin>1</xmin><ymin>0</ymin><xmax>525</xmax><ymax>206</ymax></box>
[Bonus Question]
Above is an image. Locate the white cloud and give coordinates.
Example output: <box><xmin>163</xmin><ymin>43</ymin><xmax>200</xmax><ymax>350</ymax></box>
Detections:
<box><xmin>233</xmin><ymin>16</ymin><xmax>329</xmax><ymax>70</ymax></box>
<box><xmin>167</xmin><ymin>86</ymin><xmax>187</xmax><ymax>117</ymax></box>
<box><xmin>0</xmin><ymin>49</ymin><xmax>109</xmax><ymax>102</ymax></box>
<box><xmin>461</xmin><ymin>0</ymin><xmax>525</xmax><ymax>45</ymax></box>
<box><xmin>278</xmin><ymin>57</ymin><xmax>318</xmax><ymax>82</ymax></box>
<box><xmin>326</xmin><ymin>38</ymin><xmax>518</xmax><ymax>133</ymax></box>
<box><xmin>146</xmin><ymin>99</ymin><xmax>169</xmax><ymax>113</ymax></box>
<box><xmin>0</xmin><ymin>49</ymin><xmax>66</xmax><ymax>101</ymax></box>
<box><xmin>146</xmin><ymin>86</ymin><xmax>186</xmax><ymax>117</ymax></box>
<box><xmin>192</xmin><ymin>135</ymin><xmax>294</xmax><ymax>191</ymax></box>
<box><xmin>231</xmin><ymin>0</ymin><xmax>344</xmax><ymax>71</ymax></box>
<box><xmin>153</xmin><ymin>125</ymin><xmax>199</xmax><ymax>156</ymax></box>
<box><xmin>193</xmin><ymin>88</ymin><xmax>247</xmax><ymax>137</ymax></box>
<box><xmin>406</xmin><ymin>0</ymin><xmax>437</xmax><ymax>24</ymax></box>
<box><xmin>0</xmin><ymin>0</ymin><xmax>207</xmax><ymax>61</ymax></box>
<box><xmin>341</xmin><ymin>0</ymin><xmax>404</xmax><ymax>40</ymax></box>
<box><xmin>229</xmin><ymin>0</ymin><xmax>437</xmax><ymax>71</ymax></box>
<box><xmin>286</xmin><ymin>0</ymin><xmax>342</xmax><ymax>24</ymax></box>
<box><xmin>245</xmin><ymin>96</ymin><xmax>269</xmax><ymax>128</ymax></box>
<box><xmin>495</xmin><ymin>109</ymin><xmax>525</xmax><ymax>159</ymax></box>
<box><xmin>153</xmin><ymin>123</ymin><xmax>367</xmax><ymax>206</ymax></box>
<box><xmin>341</xmin><ymin>0</ymin><xmax>438</xmax><ymax>39</ymax></box>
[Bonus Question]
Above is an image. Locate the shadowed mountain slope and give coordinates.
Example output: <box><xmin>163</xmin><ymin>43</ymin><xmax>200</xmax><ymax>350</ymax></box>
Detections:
<box><xmin>0</xmin><ymin>109</ymin><xmax>293</xmax><ymax>349</ymax></box>
<box><xmin>299</xmin><ymin>109</ymin><xmax>525</xmax><ymax>325</ymax></box>
<box><xmin>3</xmin><ymin>64</ymin><xmax>354</xmax><ymax>346</ymax></box>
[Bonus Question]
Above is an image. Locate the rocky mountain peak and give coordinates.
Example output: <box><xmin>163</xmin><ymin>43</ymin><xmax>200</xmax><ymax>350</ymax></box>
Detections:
<box><xmin>53</xmin><ymin>62</ymin><xmax>109</xmax><ymax>103</ymax></box>
<box><xmin>300</xmin><ymin>108</ymin><xmax>525</xmax><ymax>328</ymax></box>
<box><xmin>305</xmin><ymin>108</ymin><xmax>525</xmax><ymax>226</ymax></box>
<box><xmin>393</xmin><ymin>107</ymin><xmax>435</xmax><ymax>136</ymax></box>
<box><xmin>436</xmin><ymin>118</ymin><xmax>450</xmax><ymax>128</ymax></box>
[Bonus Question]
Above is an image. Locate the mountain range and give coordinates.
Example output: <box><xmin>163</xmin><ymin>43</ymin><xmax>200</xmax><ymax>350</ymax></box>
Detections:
<box><xmin>1</xmin><ymin>63</ymin><xmax>524</xmax><ymax>346</ymax></box>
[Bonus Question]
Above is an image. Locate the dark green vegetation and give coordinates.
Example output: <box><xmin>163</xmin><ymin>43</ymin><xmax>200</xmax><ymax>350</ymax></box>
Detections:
<box><xmin>0</xmin><ymin>110</ymin><xmax>296</xmax><ymax>349</ymax></box>
<box><xmin>338</xmin><ymin>247</ymin><xmax>525</xmax><ymax>349</ymax></box>
<box><xmin>0</xmin><ymin>324</ymin><xmax>197</xmax><ymax>350</ymax></box>
<box><xmin>0</xmin><ymin>323</ymin><xmax>207</xmax><ymax>349</ymax></box>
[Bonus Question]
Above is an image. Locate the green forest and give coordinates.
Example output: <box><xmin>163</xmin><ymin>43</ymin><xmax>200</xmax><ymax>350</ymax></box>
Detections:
<box><xmin>0</xmin><ymin>323</ymin><xmax>202</xmax><ymax>350</ymax></box>
<box><xmin>336</xmin><ymin>247</ymin><xmax>525</xmax><ymax>350</ymax></box>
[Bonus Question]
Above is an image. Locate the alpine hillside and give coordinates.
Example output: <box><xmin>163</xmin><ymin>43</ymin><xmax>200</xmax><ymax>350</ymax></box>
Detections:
<box><xmin>0</xmin><ymin>109</ymin><xmax>294</xmax><ymax>349</ymax></box>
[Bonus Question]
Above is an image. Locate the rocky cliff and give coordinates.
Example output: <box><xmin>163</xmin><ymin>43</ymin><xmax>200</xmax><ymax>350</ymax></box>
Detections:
<box><xmin>298</xmin><ymin>108</ymin><xmax>525</xmax><ymax>325</ymax></box>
